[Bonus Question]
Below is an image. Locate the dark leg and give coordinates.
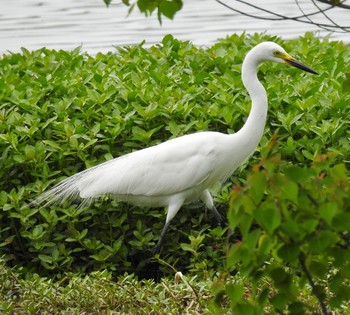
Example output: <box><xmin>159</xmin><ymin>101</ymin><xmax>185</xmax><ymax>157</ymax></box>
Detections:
<box><xmin>153</xmin><ymin>201</ymin><xmax>183</xmax><ymax>255</ymax></box>
<box><xmin>153</xmin><ymin>220</ymin><xmax>171</xmax><ymax>255</ymax></box>
<box><xmin>210</xmin><ymin>205</ymin><xmax>226</xmax><ymax>227</ymax></box>
<box><xmin>201</xmin><ymin>190</ymin><xmax>226</xmax><ymax>226</ymax></box>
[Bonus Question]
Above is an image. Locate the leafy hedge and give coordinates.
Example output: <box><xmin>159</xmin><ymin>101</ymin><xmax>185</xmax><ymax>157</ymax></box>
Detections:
<box><xmin>1</xmin><ymin>33</ymin><xmax>350</xmax><ymax>313</ymax></box>
<box><xmin>219</xmin><ymin>152</ymin><xmax>350</xmax><ymax>314</ymax></box>
<box><xmin>0</xmin><ymin>258</ymin><xmax>220</xmax><ymax>314</ymax></box>
<box><xmin>1</xmin><ymin>33</ymin><xmax>247</xmax><ymax>275</ymax></box>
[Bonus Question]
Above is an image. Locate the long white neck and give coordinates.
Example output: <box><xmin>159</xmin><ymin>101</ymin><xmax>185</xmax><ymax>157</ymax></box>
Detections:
<box><xmin>235</xmin><ymin>47</ymin><xmax>268</xmax><ymax>151</ymax></box>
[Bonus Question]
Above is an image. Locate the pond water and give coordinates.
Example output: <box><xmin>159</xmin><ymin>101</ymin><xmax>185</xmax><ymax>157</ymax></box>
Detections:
<box><xmin>0</xmin><ymin>0</ymin><xmax>349</xmax><ymax>55</ymax></box>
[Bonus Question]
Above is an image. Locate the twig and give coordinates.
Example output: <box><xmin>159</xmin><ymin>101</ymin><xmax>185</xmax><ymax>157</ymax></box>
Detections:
<box><xmin>215</xmin><ymin>0</ymin><xmax>335</xmax><ymax>21</ymax></box>
<box><xmin>299</xmin><ymin>256</ymin><xmax>330</xmax><ymax>315</ymax></box>
<box><xmin>215</xmin><ymin>0</ymin><xmax>350</xmax><ymax>32</ymax></box>
<box><xmin>311</xmin><ymin>0</ymin><xmax>349</xmax><ymax>32</ymax></box>
<box><xmin>294</xmin><ymin>0</ymin><xmax>336</xmax><ymax>33</ymax></box>
<box><xmin>317</xmin><ymin>0</ymin><xmax>350</xmax><ymax>10</ymax></box>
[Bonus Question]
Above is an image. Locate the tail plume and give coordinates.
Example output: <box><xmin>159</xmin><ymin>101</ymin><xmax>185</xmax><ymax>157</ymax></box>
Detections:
<box><xmin>31</xmin><ymin>170</ymin><xmax>94</xmax><ymax>207</ymax></box>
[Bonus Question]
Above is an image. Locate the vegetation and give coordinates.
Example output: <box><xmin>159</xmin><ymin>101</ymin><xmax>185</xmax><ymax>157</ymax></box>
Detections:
<box><xmin>1</xmin><ymin>33</ymin><xmax>350</xmax><ymax>313</ymax></box>
<box><xmin>103</xmin><ymin>0</ymin><xmax>183</xmax><ymax>23</ymax></box>
<box><xmin>103</xmin><ymin>0</ymin><xmax>350</xmax><ymax>32</ymax></box>
<box><xmin>0</xmin><ymin>259</ymin><xmax>215</xmax><ymax>314</ymax></box>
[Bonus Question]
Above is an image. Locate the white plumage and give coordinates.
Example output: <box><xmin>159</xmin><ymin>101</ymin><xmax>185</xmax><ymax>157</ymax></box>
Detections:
<box><xmin>33</xmin><ymin>42</ymin><xmax>318</xmax><ymax>253</ymax></box>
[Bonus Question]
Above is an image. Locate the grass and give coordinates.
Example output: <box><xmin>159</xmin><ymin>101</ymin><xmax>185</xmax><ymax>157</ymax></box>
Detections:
<box><xmin>0</xmin><ymin>259</ymin><xmax>220</xmax><ymax>314</ymax></box>
<box><xmin>3</xmin><ymin>257</ymin><xmax>347</xmax><ymax>314</ymax></box>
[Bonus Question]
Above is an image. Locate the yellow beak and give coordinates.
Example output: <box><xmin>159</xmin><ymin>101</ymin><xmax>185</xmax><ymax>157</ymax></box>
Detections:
<box><xmin>283</xmin><ymin>54</ymin><xmax>318</xmax><ymax>75</ymax></box>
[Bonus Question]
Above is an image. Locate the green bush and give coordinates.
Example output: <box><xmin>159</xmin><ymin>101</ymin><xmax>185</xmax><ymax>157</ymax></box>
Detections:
<box><xmin>216</xmin><ymin>151</ymin><xmax>350</xmax><ymax>314</ymax></box>
<box><xmin>212</xmin><ymin>35</ymin><xmax>350</xmax><ymax>314</ymax></box>
<box><xmin>0</xmin><ymin>259</ymin><xmax>217</xmax><ymax>314</ymax></box>
<box><xmin>1</xmin><ymin>34</ymin><xmax>239</xmax><ymax>276</ymax></box>
<box><xmin>1</xmin><ymin>33</ymin><xmax>350</xmax><ymax>315</ymax></box>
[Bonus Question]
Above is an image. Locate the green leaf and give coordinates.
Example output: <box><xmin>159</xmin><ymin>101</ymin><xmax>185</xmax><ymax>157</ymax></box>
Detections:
<box><xmin>180</xmin><ymin>243</ymin><xmax>195</xmax><ymax>254</ymax></box>
<box><xmin>332</xmin><ymin>212</ymin><xmax>350</xmax><ymax>231</ymax></box>
<box><xmin>24</xmin><ymin>144</ymin><xmax>36</xmax><ymax>160</ymax></box>
<box><xmin>309</xmin><ymin>260</ymin><xmax>328</xmax><ymax>277</ymax></box>
<box><xmin>309</xmin><ymin>231</ymin><xmax>338</xmax><ymax>253</ymax></box>
<box><xmin>195</xmin><ymin>71</ymin><xmax>210</xmax><ymax>84</ymax></box>
<box><xmin>343</xmin><ymin>73</ymin><xmax>350</xmax><ymax>92</ymax></box>
<box><xmin>319</xmin><ymin>202</ymin><xmax>338</xmax><ymax>225</ymax></box>
<box><xmin>137</xmin><ymin>0</ymin><xmax>157</xmax><ymax>15</ymax></box>
<box><xmin>270</xmin><ymin>292</ymin><xmax>290</xmax><ymax>311</ymax></box>
<box><xmin>330</xmin><ymin>163</ymin><xmax>348</xmax><ymax>180</ymax></box>
<box><xmin>43</xmin><ymin>140</ymin><xmax>63</xmax><ymax>151</ymax></box>
<box><xmin>245</xmin><ymin>229</ymin><xmax>261</xmax><ymax>251</ymax></box>
<box><xmin>0</xmin><ymin>191</ymin><xmax>8</xmax><ymax>205</ymax></box>
<box><xmin>226</xmin><ymin>242</ymin><xmax>247</xmax><ymax>270</ymax></box>
<box><xmin>277</xmin><ymin>243</ymin><xmax>300</xmax><ymax>262</ymax></box>
<box><xmin>38</xmin><ymin>254</ymin><xmax>53</xmax><ymax>264</ymax></box>
<box><xmin>257</xmin><ymin>233</ymin><xmax>273</xmax><ymax>257</ymax></box>
<box><xmin>255</xmin><ymin>207</ymin><xmax>281</xmax><ymax>234</ymax></box>
<box><xmin>162</xmin><ymin>33</ymin><xmax>174</xmax><ymax>45</ymax></box>
<box><xmin>288</xmin><ymin>302</ymin><xmax>305</xmax><ymax>314</ymax></box>
<box><xmin>284</xmin><ymin>165</ymin><xmax>314</xmax><ymax>182</ymax></box>
<box><xmin>269</xmin><ymin>267</ymin><xmax>292</xmax><ymax>290</ymax></box>
<box><xmin>249</xmin><ymin>171</ymin><xmax>267</xmax><ymax>204</ymax></box>
<box><xmin>281</xmin><ymin>219</ymin><xmax>303</xmax><ymax>241</ymax></box>
<box><xmin>225</xmin><ymin>283</ymin><xmax>244</xmax><ymax>304</ymax></box>
<box><xmin>300</xmin><ymin>219</ymin><xmax>319</xmax><ymax>235</ymax></box>
<box><xmin>103</xmin><ymin>0</ymin><xmax>113</xmax><ymax>6</ymax></box>
<box><xmin>281</xmin><ymin>179</ymin><xmax>299</xmax><ymax>203</ymax></box>
<box><xmin>159</xmin><ymin>0</ymin><xmax>183</xmax><ymax>20</ymax></box>
<box><xmin>258</xmin><ymin>288</ymin><xmax>269</xmax><ymax>305</ymax></box>
<box><xmin>232</xmin><ymin>303</ymin><xmax>257</xmax><ymax>315</ymax></box>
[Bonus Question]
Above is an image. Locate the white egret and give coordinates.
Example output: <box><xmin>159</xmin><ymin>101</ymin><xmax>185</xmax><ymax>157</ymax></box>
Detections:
<box><xmin>32</xmin><ymin>42</ymin><xmax>318</xmax><ymax>254</ymax></box>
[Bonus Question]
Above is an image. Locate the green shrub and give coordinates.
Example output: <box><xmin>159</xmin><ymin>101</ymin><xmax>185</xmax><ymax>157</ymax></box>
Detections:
<box><xmin>1</xmin><ymin>32</ymin><xmax>349</xmax><ymax>303</ymax></box>
<box><xmin>215</xmin><ymin>150</ymin><xmax>350</xmax><ymax>314</ymax></box>
<box><xmin>1</xmin><ymin>34</ymin><xmax>235</xmax><ymax>276</ymax></box>
<box><xmin>0</xmin><ymin>258</ymin><xmax>218</xmax><ymax>314</ymax></box>
<box><xmin>209</xmin><ymin>34</ymin><xmax>350</xmax><ymax>315</ymax></box>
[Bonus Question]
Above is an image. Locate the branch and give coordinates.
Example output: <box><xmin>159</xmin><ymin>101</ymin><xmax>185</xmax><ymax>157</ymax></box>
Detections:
<box><xmin>317</xmin><ymin>0</ymin><xmax>350</xmax><ymax>9</ymax></box>
<box><xmin>311</xmin><ymin>0</ymin><xmax>349</xmax><ymax>32</ymax></box>
<box><xmin>215</xmin><ymin>0</ymin><xmax>350</xmax><ymax>33</ymax></box>
<box><xmin>299</xmin><ymin>256</ymin><xmax>330</xmax><ymax>315</ymax></box>
<box><xmin>215</xmin><ymin>0</ymin><xmax>335</xmax><ymax>21</ymax></box>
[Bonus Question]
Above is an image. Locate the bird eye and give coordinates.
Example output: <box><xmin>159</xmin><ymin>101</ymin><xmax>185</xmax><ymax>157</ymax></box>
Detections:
<box><xmin>273</xmin><ymin>51</ymin><xmax>279</xmax><ymax>56</ymax></box>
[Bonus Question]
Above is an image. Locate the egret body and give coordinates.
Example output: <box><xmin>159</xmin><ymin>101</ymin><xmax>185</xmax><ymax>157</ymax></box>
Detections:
<box><xmin>33</xmin><ymin>42</ymin><xmax>318</xmax><ymax>254</ymax></box>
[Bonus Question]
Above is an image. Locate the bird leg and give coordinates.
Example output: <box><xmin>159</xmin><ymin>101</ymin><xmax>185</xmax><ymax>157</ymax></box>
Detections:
<box><xmin>153</xmin><ymin>200</ymin><xmax>183</xmax><ymax>255</ymax></box>
<box><xmin>153</xmin><ymin>220</ymin><xmax>171</xmax><ymax>255</ymax></box>
<box><xmin>210</xmin><ymin>205</ymin><xmax>226</xmax><ymax>227</ymax></box>
<box><xmin>201</xmin><ymin>190</ymin><xmax>225</xmax><ymax>226</ymax></box>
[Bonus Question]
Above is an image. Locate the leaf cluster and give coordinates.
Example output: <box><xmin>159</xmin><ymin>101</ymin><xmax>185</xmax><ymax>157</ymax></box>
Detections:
<box><xmin>0</xmin><ymin>33</ymin><xmax>350</xmax><ymax>314</ymax></box>
<box><xmin>219</xmin><ymin>152</ymin><xmax>350</xmax><ymax>314</ymax></box>
<box><xmin>103</xmin><ymin>0</ymin><xmax>183</xmax><ymax>24</ymax></box>
<box><xmin>0</xmin><ymin>258</ymin><xmax>218</xmax><ymax>314</ymax></box>
<box><xmin>209</xmin><ymin>33</ymin><xmax>350</xmax><ymax>315</ymax></box>
<box><xmin>1</xmin><ymin>34</ymin><xmax>243</xmax><ymax>276</ymax></box>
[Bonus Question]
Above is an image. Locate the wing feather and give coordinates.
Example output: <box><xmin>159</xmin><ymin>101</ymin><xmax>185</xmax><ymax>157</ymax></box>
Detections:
<box><xmin>33</xmin><ymin>132</ymin><xmax>225</xmax><ymax>206</ymax></box>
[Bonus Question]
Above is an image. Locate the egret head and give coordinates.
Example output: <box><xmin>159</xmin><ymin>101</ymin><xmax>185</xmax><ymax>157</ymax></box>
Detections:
<box><xmin>258</xmin><ymin>41</ymin><xmax>318</xmax><ymax>75</ymax></box>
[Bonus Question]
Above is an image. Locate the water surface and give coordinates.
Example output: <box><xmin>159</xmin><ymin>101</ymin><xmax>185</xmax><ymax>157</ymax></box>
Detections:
<box><xmin>0</xmin><ymin>0</ymin><xmax>349</xmax><ymax>54</ymax></box>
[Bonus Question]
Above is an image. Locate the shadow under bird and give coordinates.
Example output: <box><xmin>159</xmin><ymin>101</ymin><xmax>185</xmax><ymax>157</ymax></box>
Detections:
<box><xmin>32</xmin><ymin>41</ymin><xmax>318</xmax><ymax>254</ymax></box>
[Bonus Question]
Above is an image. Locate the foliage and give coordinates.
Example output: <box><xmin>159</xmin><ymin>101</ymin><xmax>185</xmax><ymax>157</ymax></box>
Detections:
<box><xmin>0</xmin><ymin>258</ymin><xmax>220</xmax><ymax>314</ymax></box>
<box><xmin>208</xmin><ymin>33</ymin><xmax>350</xmax><ymax>315</ymax></box>
<box><xmin>217</xmin><ymin>152</ymin><xmax>350</xmax><ymax>314</ymax></box>
<box><xmin>1</xmin><ymin>32</ymin><xmax>350</xmax><ymax>313</ymax></box>
<box><xmin>1</xmin><ymin>33</ymin><xmax>239</xmax><ymax>277</ymax></box>
<box><xmin>103</xmin><ymin>0</ymin><xmax>183</xmax><ymax>24</ymax></box>
<box><xmin>103</xmin><ymin>0</ymin><xmax>350</xmax><ymax>33</ymax></box>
